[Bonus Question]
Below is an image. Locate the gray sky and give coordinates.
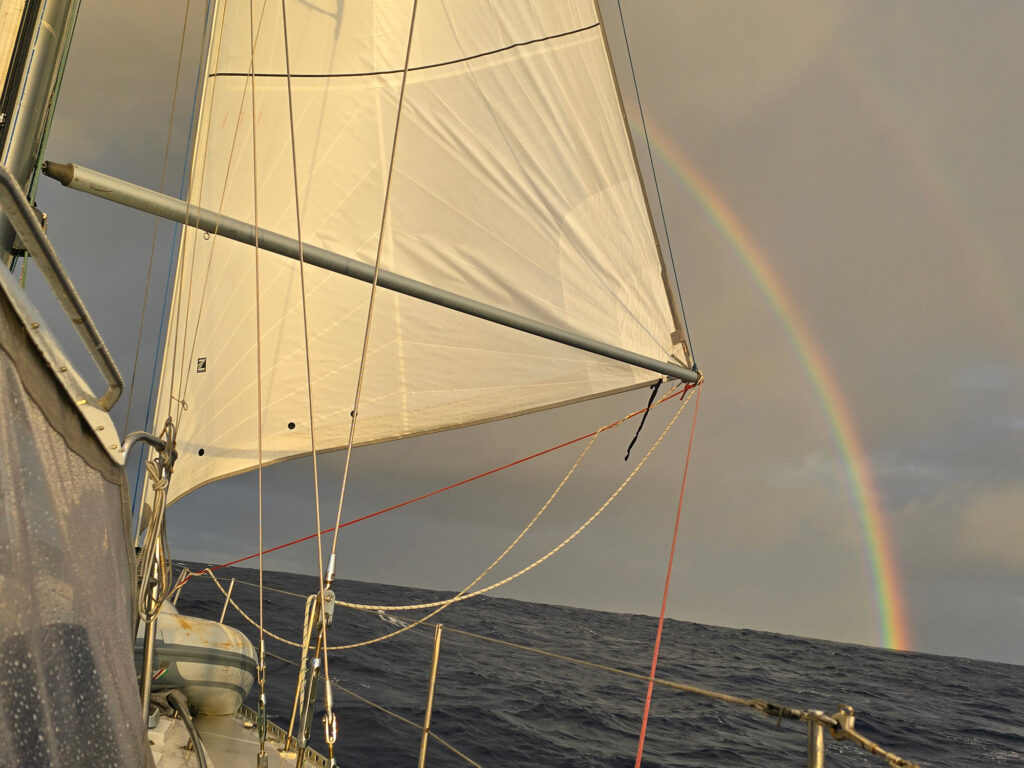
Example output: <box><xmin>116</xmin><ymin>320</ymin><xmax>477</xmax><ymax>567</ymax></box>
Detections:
<box><xmin>28</xmin><ymin>0</ymin><xmax>1024</xmax><ymax>665</ymax></box>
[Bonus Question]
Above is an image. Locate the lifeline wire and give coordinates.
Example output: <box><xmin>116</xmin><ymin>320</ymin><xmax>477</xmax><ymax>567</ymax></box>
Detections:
<box><xmin>263</xmin><ymin>649</ymin><xmax>483</xmax><ymax>767</ymax></box>
<box><xmin>439</xmin><ymin>625</ymin><xmax>918</xmax><ymax>768</ymax></box>
<box><xmin>213</xmin><ymin>585</ymin><xmax>918</xmax><ymax>767</ymax></box>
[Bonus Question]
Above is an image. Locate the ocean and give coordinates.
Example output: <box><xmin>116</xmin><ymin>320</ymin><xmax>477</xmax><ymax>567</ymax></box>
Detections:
<box><xmin>175</xmin><ymin>564</ymin><xmax>1023</xmax><ymax>767</ymax></box>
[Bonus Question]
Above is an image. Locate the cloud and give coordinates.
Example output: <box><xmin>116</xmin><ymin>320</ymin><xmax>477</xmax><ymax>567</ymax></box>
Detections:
<box><xmin>898</xmin><ymin>483</ymin><xmax>1024</xmax><ymax>580</ymax></box>
<box><xmin>954</xmin><ymin>485</ymin><xmax>1024</xmax><ymax>575</ymax></box>
<box><xmin>616</xmin><ymin>0</ymin><xmax>844</xmax><ymax>123</ymax></box>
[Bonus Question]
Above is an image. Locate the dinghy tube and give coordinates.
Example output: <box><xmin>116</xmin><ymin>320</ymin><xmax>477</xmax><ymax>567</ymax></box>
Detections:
<box><xmin>134</xmin><ymin>603</ymin><xmax>257</xmax><ymax>716</ymax></box>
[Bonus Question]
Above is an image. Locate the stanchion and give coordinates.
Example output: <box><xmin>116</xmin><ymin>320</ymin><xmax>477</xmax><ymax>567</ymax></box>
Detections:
<box><xmin>218</xmin><ymin>578</ymin><xmax>236</xmax><ymax>623</ymax></box>
<box><xmin>807</xmin><ymin>711</ymin><xmax>825</xmax><ymax>768</ymax></box>
<box><xmin>418</xmin><ymin>624</ymin><xmax>444</xmax><ymax>768</ymax></box>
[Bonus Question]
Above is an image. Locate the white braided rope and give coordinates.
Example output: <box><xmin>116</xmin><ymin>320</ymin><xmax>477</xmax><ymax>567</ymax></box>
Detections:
<box><xmin>322</xmin><ymin>422</ymin><xmax>605</xmax><ymax>650</ymax></box>
<box><xmin>202</xmin><ymin>568</ymin><xmax>308</xmax><ymax>647</ymax></box>
<box><xmin>202</xmin><ymin>386</ymin><xmax>694</xmax><ymax>647</ymax></box>
<box><xmin>334</xmin><ymin>387</ymin><xmax>694</xmax><ymax>612</ymax></box>
<box><xmin>199</xmin><ymin>421</ymin><xmax>601</xmax><ymax>650</ymax></box>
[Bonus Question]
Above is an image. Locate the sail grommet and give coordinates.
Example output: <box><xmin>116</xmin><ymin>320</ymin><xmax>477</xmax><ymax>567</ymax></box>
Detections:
<box><xmin>198</xmin><ymin>448</ymin><xmax>205</xmax><ymax>456</ymax></box>
<box><xmin>287</xmin><ymin>422</ymin><xmax>295</xmax><ymax>430</ymax></box>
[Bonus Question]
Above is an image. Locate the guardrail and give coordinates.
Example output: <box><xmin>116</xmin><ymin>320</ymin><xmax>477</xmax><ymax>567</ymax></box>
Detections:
<box><xmin>0</xmin><ymin>163</ymin><xmax>122</xmax><ymax>409</ymax></box>
<box><xmin>187</xmin><ymin>570</ymin><xmax>921</xmax><ymax>768</ymax></box>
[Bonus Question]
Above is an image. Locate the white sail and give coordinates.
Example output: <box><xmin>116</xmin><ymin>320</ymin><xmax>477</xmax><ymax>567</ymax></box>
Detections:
<box><xmin>156</xmin><ymin>0</ymin><xmax>688</xmax><ymax>501</ymax></box>
<box><xmin>0</xmin><ymin>2</ymin><xmax>29</xmax><ymax>89</ymax></box>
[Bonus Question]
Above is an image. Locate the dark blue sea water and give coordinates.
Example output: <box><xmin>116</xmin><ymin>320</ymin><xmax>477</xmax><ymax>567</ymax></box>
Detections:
<box><xmin>175</xmin><ymin>563</ymin><xmax>1023</xmax><ymax>767</ymax></box>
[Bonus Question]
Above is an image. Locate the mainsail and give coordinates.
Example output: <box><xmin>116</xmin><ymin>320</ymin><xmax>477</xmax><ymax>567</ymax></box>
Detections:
<box><xmin>155</xmin><ymin>0</ymin><xmax>689</xmax><ymax>501</ymax></box>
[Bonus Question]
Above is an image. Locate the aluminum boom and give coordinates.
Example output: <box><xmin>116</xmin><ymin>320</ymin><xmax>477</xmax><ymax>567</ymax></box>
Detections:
<box><xmin>43</xmin><ymin>161</ymin><xmax>699</xmax><ymax>384</ymax></box>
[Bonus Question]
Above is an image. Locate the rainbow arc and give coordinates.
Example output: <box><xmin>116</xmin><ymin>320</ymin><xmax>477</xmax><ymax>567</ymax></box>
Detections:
<box><xmin>650</xmin><ymin>128</ymin><xmax>910</xmax><ymax>650</ymax></box>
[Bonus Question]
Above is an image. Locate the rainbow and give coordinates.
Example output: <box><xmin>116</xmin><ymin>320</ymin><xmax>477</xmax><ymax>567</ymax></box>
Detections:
<box><xmin>642</xmin><ymin>123</ymin><xmax>911</xmax><ymax>650</ymax></box>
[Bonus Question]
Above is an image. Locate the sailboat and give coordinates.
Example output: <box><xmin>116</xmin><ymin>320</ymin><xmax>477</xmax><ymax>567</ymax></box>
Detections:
<box><xmin>1</xmin><ymin>1</ymin><xmax>921</xmax><ymax>766</ymax></box>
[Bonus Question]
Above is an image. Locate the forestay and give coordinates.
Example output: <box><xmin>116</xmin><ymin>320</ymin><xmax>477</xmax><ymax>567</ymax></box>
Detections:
<box><xmin>156</xmin><ymin>0</ymin><xmax>689</xmax><ymax>502</ymax></box>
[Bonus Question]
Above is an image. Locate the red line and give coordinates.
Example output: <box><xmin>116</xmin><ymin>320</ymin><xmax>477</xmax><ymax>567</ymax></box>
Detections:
<box><xmin>634</xmin><ymin>383</ymin><xmax>701</xmax><ymax>767</ymax></box>
<box><xmin>205</xmin><ymin>384</ymin><xmax>695</xmax><ymax>575</ymax></box>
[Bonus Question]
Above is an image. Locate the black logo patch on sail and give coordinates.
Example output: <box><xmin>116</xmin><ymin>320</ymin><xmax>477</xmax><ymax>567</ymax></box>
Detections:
<box><xmin>197</xmin><ymin>357</ymin><xmax>207</xmax><ymax>373</ymax></box>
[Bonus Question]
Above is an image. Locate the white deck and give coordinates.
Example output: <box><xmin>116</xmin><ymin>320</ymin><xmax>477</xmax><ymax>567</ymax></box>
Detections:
<box><xmin>149</xmin><ymin>708</ymin><xmax>330</xmax><ymax>768</ymax></box>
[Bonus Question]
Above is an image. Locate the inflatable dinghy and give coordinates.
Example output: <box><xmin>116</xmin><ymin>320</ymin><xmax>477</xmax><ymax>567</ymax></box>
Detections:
<box><xmin>135</xmin><ymin>602</ymin><xmax>257</xmax><ymax>715</ymax></box>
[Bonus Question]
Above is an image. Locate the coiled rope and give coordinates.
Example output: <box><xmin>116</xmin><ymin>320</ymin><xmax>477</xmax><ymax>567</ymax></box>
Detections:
<box><xmin>136</xmin><ymin>419</ymin><xmax>178</xmax><ymax>621</ymax></box>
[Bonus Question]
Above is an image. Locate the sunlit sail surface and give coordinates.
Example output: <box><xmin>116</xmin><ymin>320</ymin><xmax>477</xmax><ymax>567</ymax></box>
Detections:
<box><xmin>156</xmin><ymin>0</ymin><xmax>687</xmax><ymax>501</ymax></box>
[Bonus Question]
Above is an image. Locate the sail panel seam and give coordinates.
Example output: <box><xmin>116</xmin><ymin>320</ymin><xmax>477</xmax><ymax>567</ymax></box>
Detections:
<box><xmin>206</xmin><ymin>22</ymin><xmax>600</xmax><ymax>80</ymax></box>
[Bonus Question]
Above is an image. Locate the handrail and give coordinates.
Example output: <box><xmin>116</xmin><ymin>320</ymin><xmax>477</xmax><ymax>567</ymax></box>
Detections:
<box><xmin>0</xmin><ymin>163</ymin><xmax>123</xmax><ymax>409</ymax></box>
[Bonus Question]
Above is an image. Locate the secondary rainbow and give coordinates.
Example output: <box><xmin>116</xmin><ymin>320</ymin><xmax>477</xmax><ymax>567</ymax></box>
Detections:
<box><xmin>645</xmin><ymin>124</ymin><xmax>910</xmax><ymax>650</ymax></box>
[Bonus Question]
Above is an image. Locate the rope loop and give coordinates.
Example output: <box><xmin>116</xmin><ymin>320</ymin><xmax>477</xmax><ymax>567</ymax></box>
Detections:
<box><xmin>198</xmin><ymin>385</ymin><xmax>695</xmax><ymax>649</ymax></box>
<box><xmin>332</xmin><ymin>386</ymin><xmax>696</xmax><ymax>614</ymax></box>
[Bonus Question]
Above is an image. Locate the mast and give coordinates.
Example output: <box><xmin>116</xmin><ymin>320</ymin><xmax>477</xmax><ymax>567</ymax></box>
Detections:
<box><xmin>0</xmin><ymin>0</ymin><xmax>39</xmax><ymax>144</ymax></box>
<box><xmin>0</xmin><ymin>0</ymin><xmax>80</xmax><ymax>268</ymax></box>
<box><xmin>0</xmin><ymin>0</ymin><xmax>41</xmax><ymax>144</ymax></box>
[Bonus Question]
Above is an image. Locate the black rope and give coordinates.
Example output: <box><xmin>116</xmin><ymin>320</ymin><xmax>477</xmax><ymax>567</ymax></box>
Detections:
<box><xmin>624</xmin><ymin>380</ymin><xmax>661</xmax><ymax>461</ymax></box>
<box><xmin>151</xmin><ymin>689</ymin><xmax>209</xmax><ymax>768</ymax></box>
